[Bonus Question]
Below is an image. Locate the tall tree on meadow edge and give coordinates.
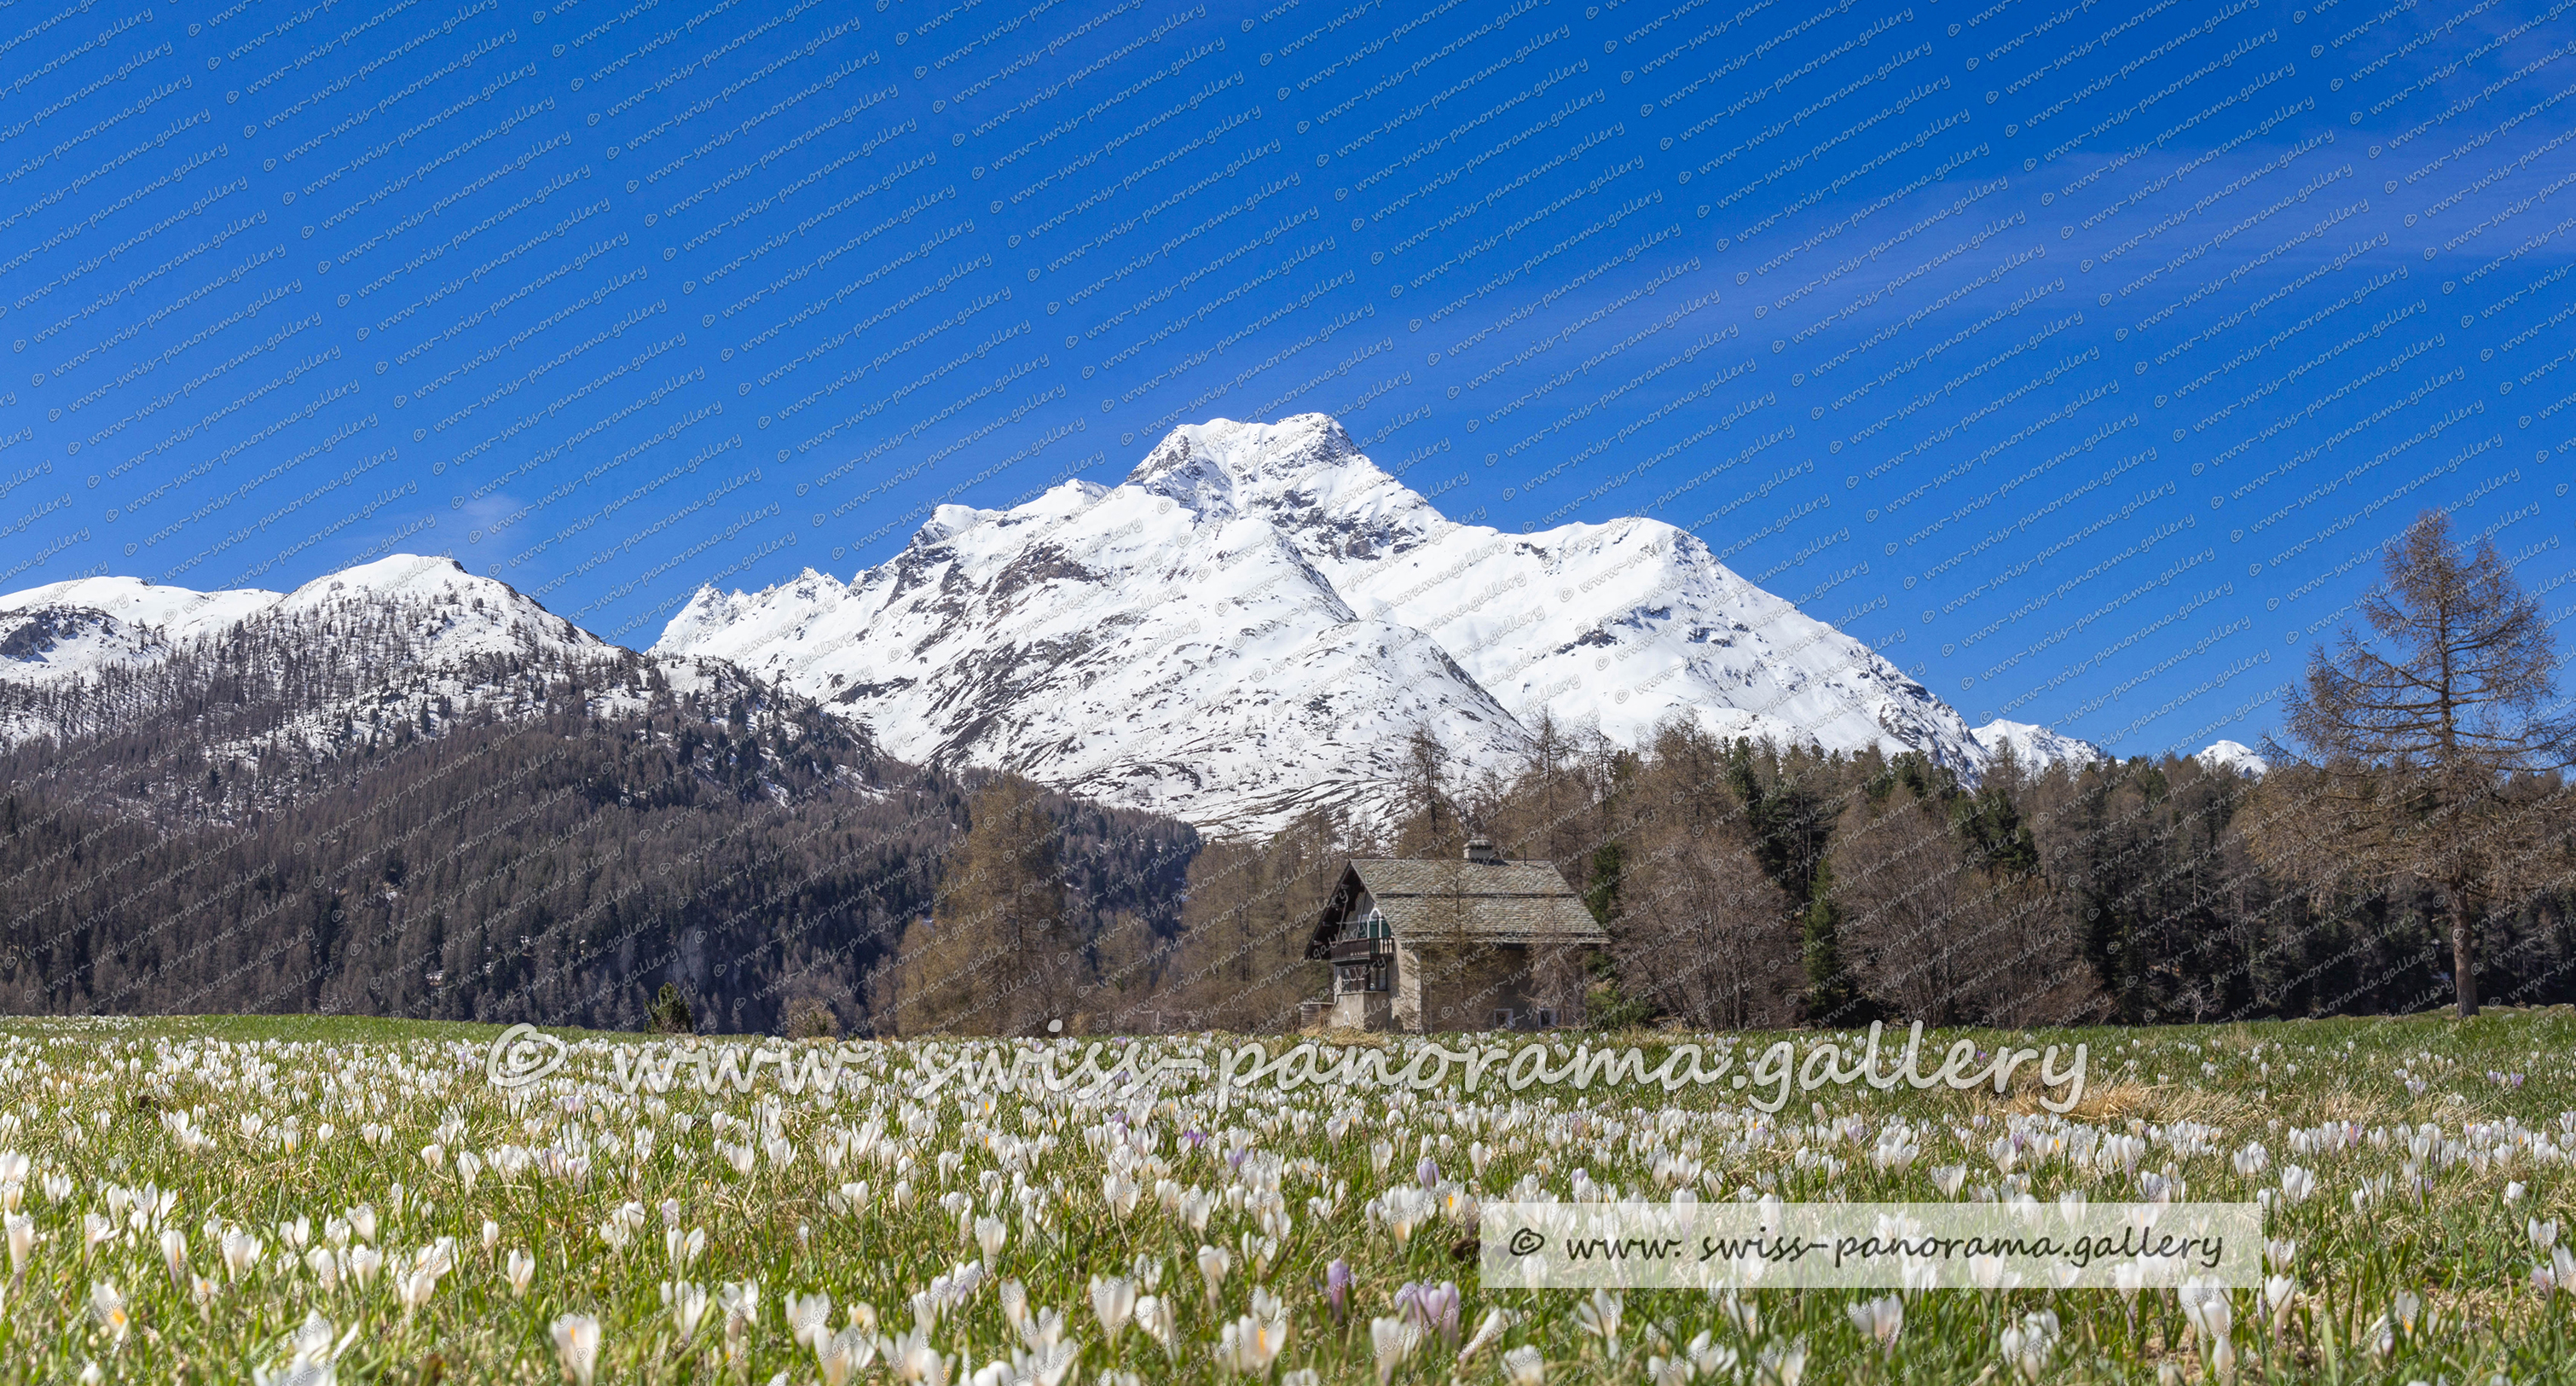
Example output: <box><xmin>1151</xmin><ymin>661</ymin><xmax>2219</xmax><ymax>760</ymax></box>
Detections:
<box><xmin>884</xmin><ymin>774</ymin><xmax>1074</xmax><ymax>1035</ymax></box>
<box><xmin>1158</xmin><ymin>809</ymin><xmax>1346</xmax><ymax>1032</ymax></box>
<box><xmin>2252</xmin><ymin>510</ymin><xmax>2574</xmax><ymax>1018</ymax></box>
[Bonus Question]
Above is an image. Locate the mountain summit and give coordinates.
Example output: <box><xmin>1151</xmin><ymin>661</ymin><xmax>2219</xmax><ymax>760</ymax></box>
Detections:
<box><xmin>656</xmin><ymin>415</ymin><xmax>2000</xmax><ymax>833</ymax></box>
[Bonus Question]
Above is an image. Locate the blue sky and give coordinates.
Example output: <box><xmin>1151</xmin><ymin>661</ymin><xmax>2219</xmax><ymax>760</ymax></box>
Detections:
<box><xmin>2</xmin><ymin>0</ymin><xmax>2571</xmax><ymax>759</ymax></box>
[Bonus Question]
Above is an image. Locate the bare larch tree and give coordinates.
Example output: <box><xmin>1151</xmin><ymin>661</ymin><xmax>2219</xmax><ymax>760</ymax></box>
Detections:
<box><xmin>2258</xmin><ymin>510</ymin><xmax>2574</xmax><ymax>1018</ymax></box>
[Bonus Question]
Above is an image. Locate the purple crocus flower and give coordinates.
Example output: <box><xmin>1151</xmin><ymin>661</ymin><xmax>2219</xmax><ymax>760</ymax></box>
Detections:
<box><xmin>1394</xmin><ymin>1279</ymin><xmax>1462</xmax><ymax>1344</ymax></box>
<box><xmin>1416</xmin><ymin>1157</ymin><xmax>1440</xmax><ymax>1190</ymax></box>
<box><xmin>1325</xmin><ymin>1259</ymin><xmax>1352</xmax><ymax>1325</ymax></box>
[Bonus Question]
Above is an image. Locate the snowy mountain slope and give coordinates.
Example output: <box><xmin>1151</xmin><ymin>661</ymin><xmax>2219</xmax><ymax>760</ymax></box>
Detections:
<box><xmin>0</xmin><ymin>555</ymin><xmax>686</xmax><ymax>757</ymax></box>
<box><xmin>0</xmin><ymin>577</ymin><xmax>277</xmax><ymax>681</ymax></box>
<box><xmin>0</xmin><ymin>554</ymin><xmax>880</xmax><ymax>835</ymax></box>
<box><xmin>1974</xmin><ymin>718</ymin><xmax>2110</xmax><ymax>773</ymax></box>
<box><xmin>1137</xmin><ymin>416</ymin><xmax>1988</xmax><ymax>774</ymax></box>
<box><xmin>659</xmin><ymin>414</ymin><xmax>2019</xmax><ymax>833</ymax></box>
<box><xmin>0</xmin><ymin>554</ymin><xmax>605</xmax><ymax>687</ymax></box>
<box><xmin>655</xmin><ymin>471</ymin><xmax>1534</xmax><ymax>832</ymax></box>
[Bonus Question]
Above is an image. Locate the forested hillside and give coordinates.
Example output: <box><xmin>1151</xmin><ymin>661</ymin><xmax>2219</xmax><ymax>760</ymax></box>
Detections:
<box><xmin>0</xmin><ymin>622</ymin><xmax>1196</xmax><ymax>1033</ymax></box>
<box><xmin>1141</xmin><ymin>720</ymin><xmax>2576</xmax><ymax>1035</ymax></box>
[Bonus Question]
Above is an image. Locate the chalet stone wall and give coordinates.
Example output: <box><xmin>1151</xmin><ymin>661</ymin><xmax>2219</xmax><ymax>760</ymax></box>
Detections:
<box><xmin>1327</xmin><ymin>990</ymin><xmax>1392</xmax><ymax>1030</ymax></box>
<box><xmin>1410</xmin><ymin>942</ymin><xmax>1541</xmax><ymax>1031</ymax></box>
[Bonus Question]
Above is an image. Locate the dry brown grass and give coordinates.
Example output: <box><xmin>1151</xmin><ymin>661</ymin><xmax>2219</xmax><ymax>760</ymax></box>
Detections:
<box><xmin>1988</xmin><ymin>1077</ymin><xmax>2278</xmax><ymax>1132</ymax></box>
<box><xmin>2006</xmin><ymin>1078</ymin><xmax>2159</xmax><ymax>1123</ymax></box>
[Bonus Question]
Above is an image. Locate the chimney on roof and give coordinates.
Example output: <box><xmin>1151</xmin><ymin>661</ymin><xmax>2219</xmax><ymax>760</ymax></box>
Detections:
<box><xmin>1464</xmin><ymin>838</ymin><xmax>1502</xmax><ymax>865</ymax></box>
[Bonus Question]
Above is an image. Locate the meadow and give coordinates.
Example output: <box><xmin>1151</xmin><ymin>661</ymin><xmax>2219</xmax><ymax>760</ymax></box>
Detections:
<box><xmin>1</xmin><ymin>1009</ymin><xmax>2572</xmax><ymax>1385</ymax></box>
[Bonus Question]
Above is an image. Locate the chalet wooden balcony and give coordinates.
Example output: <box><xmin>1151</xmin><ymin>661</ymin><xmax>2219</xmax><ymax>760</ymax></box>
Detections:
<box><xmin>1328</xmin><ymin>936</ymin><xmax>1395</xmax><ymax>963</ymax></box>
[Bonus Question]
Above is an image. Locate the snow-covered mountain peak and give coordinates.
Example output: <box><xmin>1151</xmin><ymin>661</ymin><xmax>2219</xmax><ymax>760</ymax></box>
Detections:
<box><xmin>270</xmin><ymin>554</ymin><xmax>605</xmax><ymax>658</ymax></box>
<box><xmin>0</xmin><ymin>554</ymin><xmax>601</xmax><ymax>688</ymax></box>
<box><xmin>1128</xmin><ymin>414</ymin><xmax>1357</xmax><ymax>506</ymax></box>
<box><xmin>651</xmin><ymin>413</ymin><xmax>2041</xmax><ymax>832</ymax></box>
<box><xmin>1975</xmin><ymin>719</ymin><xmax>2110</xmax><ymax>773</ymax></box>
<box><xmin>1</xmin><ymin>554</ymin><xmax>746</xmax><ymax>766</ymax></box>
<box><xmin>3</xmin><ymin>573</ymin><xmax>281</xmax><ymax>639</ymax></box>
<box><xmin>1126</xmin><ymin>415</ymin><xmax>1444</xmax><ymax>565</ymax></box>
<box><xmin>2197</xmin><ymin>739</ymin><xmax>2271</xmax><ymax>777</ymax></box>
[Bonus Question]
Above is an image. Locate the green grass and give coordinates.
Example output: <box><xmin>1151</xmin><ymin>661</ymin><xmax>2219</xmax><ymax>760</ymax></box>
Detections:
<box><xmin>2</xmin><ymin>1008</ymin><xmax>2573</xmax><ymax>1383</ymax></box>
<box><xmin>0</xmin><ymin>1012</ymin><xmax>668</xmax><ymax>1046</ymax></box>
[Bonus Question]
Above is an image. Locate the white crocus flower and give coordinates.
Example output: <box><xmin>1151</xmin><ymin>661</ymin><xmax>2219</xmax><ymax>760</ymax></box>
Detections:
<box><xmin>720</xmin><ymin>1279</ymin><xmax>763</xmax><ymax>1347</ymax></box>
<box><xmin>890</xmin><ymin>1325</ymin><xmax>946</xmax><ymax>1385</ymax></box>
<box><xmin>787</xmin><ymin>1290</ymin><xmax>835</xmax><ymax>1348</ymax></box>
<box><xmin>504</xmin><ymin>1248</ymin><xmax>535</xmax><ymax>1296</ymax></box>
<box><xmin>2264</xmin><ymin>1274</ymin><xmax>2299</xmax><ymax>1330</ymax></box>
<box><xmin>1369</xmin><ymin>1316</ymin><xmax>1419</xmax><ymax>1386</ymax></box>
<box><xmin>1687</xmin><ymin>1331</ymin><xmax>1737</xmax><ymax>1378</ymax></box>
<box><xmin>90</xmin><ymin>1280</ymin><xmax>130</xmax><ymax>1349</ymax></box>
<box><xmin>2180</xmin><ymin>1278</ymin><xmax>2236</xmax><ymax>1383</ymax></box>
<box><xmin>1456</xmin><ymin>1308</ymin><xmax>1509</xmax><ymax>1365</ymax></box>
<box><xmin>1218</xmin><ymin>1303</ymin><xmax>1291</xmax><ymax>1375</ymax></box>
<box><xmin>4</xmin><ymin>1212</ymin><xmax>32</xmax><ymax>1277</ymax></box>
<box><xmin>818</xmin><ymin>1321</ymin><xmax>881</xmax><ymax>1386</ymax></box>
<box><xmin>1196</xmin><ymin>1243</ymin><xmax>1230</xmax><ymax>1308</ymax></box>
<box><xmin>1133</xmin><ymin>1294</ymin><xmax>1177</xmax><ymax>1359</ymax></box>
<box><xmin>222</xmin><ymin>1227</ymin><xmax>263</xmax><ymax>1281</ymax></box>
<box><xmin>549</xmin><ymin>1313</ymin><xmax>601</xmax><ymax>1386</ymax></box>
<box><xmin>253</xmin><ymin>1308</ymin><xmax>361</xmax><ymax>1386</ymax></box>
<box><xmin>1755</xmin><ymin>1336</ymin><xmax>1807</xmax><ymax>1386</ymax></box>
<box><xmin>663</xmin><ymin>1279</ymin><xmax>709</xmax><ymax>1340</ymax></box>
<box><xmin>1090</xmin><ymin>1273</ymin><xmax>1137</xmax><ymax>1347</ymax></box>
<box><xmin>1999</xmin><ymin>1310</ymin><xmax>2058</xmax><ymax>1383</ymax></box>
<box><xmin>1573</xmin><ymin>1289</ymin><xmax>1623</xmax><ymax>1361</ymax></box>
<box><xmin>1846</xmin><ymin>1293</ymin><xmax>1902</xmax><ymax>1351</ymax></box>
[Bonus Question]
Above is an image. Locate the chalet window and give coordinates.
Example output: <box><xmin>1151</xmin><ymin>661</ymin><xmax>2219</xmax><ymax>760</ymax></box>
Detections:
<box><xmin>1491</xmin><ymin>1009</ymin><xmax>1514</xmax><ymax>1029</ymax></box>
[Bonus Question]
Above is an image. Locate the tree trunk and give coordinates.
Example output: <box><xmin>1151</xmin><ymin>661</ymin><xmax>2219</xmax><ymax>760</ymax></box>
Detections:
<box><xmin>2450</xmin><ymin>885</ymin><xmax>2480</xmax><ymax>1019</ymax></box>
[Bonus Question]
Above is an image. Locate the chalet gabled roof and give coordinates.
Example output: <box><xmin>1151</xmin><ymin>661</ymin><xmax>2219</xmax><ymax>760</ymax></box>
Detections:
<box><xmin>1304</xmin><ymin>857</ymin><xmax>1609</xmax><ymax>957</ymax></box>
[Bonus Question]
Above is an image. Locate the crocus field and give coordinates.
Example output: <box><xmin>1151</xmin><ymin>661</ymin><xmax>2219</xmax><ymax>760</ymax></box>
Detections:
<box><xmin>3</xmin><ymin>1011</ymin><xmax>2574</xmax><ymax>1385</ymax></box>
